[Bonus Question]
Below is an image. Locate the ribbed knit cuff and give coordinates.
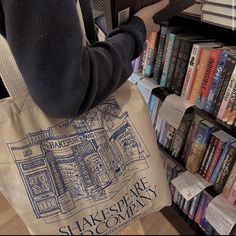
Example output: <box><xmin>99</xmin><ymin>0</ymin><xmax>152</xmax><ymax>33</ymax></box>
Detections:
<box><xmin>107</xmin><ymin>16</ymin><xmax>146</xmax><ymax>59</ymax></box>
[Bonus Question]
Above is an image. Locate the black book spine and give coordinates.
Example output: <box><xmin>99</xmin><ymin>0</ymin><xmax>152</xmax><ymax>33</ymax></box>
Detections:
<box><xmin>153</xmin><ymin>28</ymin><xmax>167</xmax><ymax>83</ymax></box>
<box><xmin>171</xmin><ymin>39</ymin><xmax>186</xmax><ymax>92</ymax></box>
<box><xmin>174</xmin><ymin>41</ymin><xmax>194</xmax><ymax>96</ymax></box>
<box><xmin>214</xmin><ymin>144</ymin><xmax>236</xmax><ymax>193</ymax></box>
<box><xmin>210</xmin><ymin>55</ymin><xmax>235</xmax><ymax>115</ymax></box>
<box><xmin>166</xmin><ymin>37</ymin><xmax>181</xmax><ymax>89</ymax></box>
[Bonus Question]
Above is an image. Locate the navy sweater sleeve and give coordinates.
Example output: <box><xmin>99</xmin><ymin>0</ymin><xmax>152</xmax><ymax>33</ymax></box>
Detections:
<box><xmin>0</xmin><ymin>0</ymin><xmax>146</xmax><ymax>118</ymax></box>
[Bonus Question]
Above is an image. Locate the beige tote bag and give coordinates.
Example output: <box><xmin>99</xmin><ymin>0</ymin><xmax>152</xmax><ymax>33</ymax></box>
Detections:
<box><xmin>0</xmin><ymin>8</ymin><xmax>171</xmax><ymax>235</ymax></box>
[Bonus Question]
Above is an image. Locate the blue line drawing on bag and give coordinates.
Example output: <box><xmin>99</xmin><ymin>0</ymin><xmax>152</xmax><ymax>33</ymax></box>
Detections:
<box><xmin>7</xmin><ymin>97</ymin><xmax>150</xmax><ymax>223</ymax></box>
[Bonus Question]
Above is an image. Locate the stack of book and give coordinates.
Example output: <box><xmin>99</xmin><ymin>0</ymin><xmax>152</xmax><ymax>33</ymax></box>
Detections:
<box><xmin>201</xmin><ymin>0</ymin><xmax>236</xmax><ymax>30</ymax></box>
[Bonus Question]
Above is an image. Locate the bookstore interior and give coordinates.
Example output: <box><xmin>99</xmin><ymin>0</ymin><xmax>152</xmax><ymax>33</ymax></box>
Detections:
<box><xmin>1</xmin><ymin>0</ymin><xmax>236</xmax><ymax>235</ymax></box>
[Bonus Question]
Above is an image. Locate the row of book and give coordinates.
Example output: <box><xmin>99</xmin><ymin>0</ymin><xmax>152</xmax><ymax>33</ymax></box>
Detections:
<box><xmin>201</xmin><ymin>0</ymin><xmax>236</xmax><ymax>30</ymax></box>
<box><xmin>148</xmin><ymin>95</ymin><xmax>236</xmax><ymax>206</ymax></box>
<box><xmin>132</xmin><ymin>25</ymin><xmax>236</xmax><ymax>128</ymax></box>
<box><xmin>164</xmin><ymin>157</ymin><xmax>219</xmax><ymax>235</ymax></box>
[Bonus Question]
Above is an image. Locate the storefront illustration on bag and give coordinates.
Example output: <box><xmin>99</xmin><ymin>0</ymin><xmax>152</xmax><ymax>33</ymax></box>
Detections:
<box><xmin>7</xmin><ymin>97</ymin><xmax>150</xmax><ymax>224</ymax></box>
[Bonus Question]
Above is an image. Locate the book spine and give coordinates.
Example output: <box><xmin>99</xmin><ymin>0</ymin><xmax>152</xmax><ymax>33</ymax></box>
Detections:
<box><xmin>171</xmin><ymin>39</ymin><xmax>186</xmax><ymax>92</ymax></box>
<box><xmin>202</xmin><ymin>137</ymin><xmax>219</xmax><ymax>179</ymax></box>
<box><xmin>151</xmin><ymin>97</ymin><xmax>160</xmax><ymax>126</ymax></box>
<box><xmin>180</xmin><ymin>121</ymin><xmax>195</xmax><ymax>163</ymax></box>
<box><xmin>160</xmin><ymin>33</ymin><xmax>176</xmax><ymax>86</ymax></box>
<box><xmin>183</xmin><ymin>199</ymin><xmax>191</xmax><ymax>215</ymax></box>
<box><xmin>196</xmin><ymin>49</ymin><xmax>221</xmax><ymax>109</ymax></box>
<box><xmin>188</xmin><ymin>193</ymin><xmax>201</xmax><ymax>220</ymax></box>
<box><xmin>205</xmin><ymin>139</ymin><xmax>224</xmax><ymax>181</ymax></box>
<box><xmin>179</xmin><ymin>195</ymin><xmax>185</xmax><ymax>210</ymax></box>
<box><xmin>227</xmin><ymin>98</ymin><xmax>236</xmax><ymax>125</ymax></box>
<box><xmin>217</xmin><ymin>68</ymin><xmax>236</xmax><ymax>120</ymax></box>
<box><xmin>181</xmin><ymin>44</ymin><xmax>201</xmax><ymax>99</ymax></box>
<box><xmin>186</xmin><ymin>122</ymin><xmax>213</xmax><ymax>174</ymax></box>
<box><xmin>214</xmin><ymin>144</ymin><xmax>236</xmax><ymax>193</ymax></box>
<box><xmin>188</xmin><ymin>48</ymin><xmax>211</xmax><ymax>105</ymax></box>
<box><xmin>222</xmin><ymin>83</ymin><xmax>236</xmax><ymax>122</ymax></box>
<box><xmin>212</xmin><ymin>56</ymin><xmax>236</xmax><ymax>117</ymax></box>
<box><xmin>155</xmin><ymin>116</ymin><xmax>163</xmax><ymax>140</ymax></box>
<box><xmin>198</xmin><ymin>135</ymin><xmax>215</xmax><ymax>176</ymax></box>
<box><xmin>195</xmin><ymin>193</ymin><xmax>207</xmax><ymax>224</ymax></box>
<box><xmin>142</xmin><ymin>36</ymin><xmax>152</xmax><ymax>75</ymax></box>
<box><xmin>210</xmin><ymin>138</ymin><xmax>233</xmax><ymax>184</ymax></box>
<box><xmin>199</xmin><ymin>196</ymin><xmax>211</xmax><ymax>232</ymax></box>
<box><xmin>222</xmin><ymin>162</ymin><xmax>236</xmax><ymax>198</ymax></box>
<box><xmin>165</xmin><ymin>126</ymin><xmax>176</xmax><ymax>150</ymax></box>
<box><xmin>175</xmin><ymin>41</ymin><xmax>194</xmax><ymax>96</ymax></box>
<box><xmin>171</xmin><ymin>118</ymin><xmax>191</xmax><ymax>158</ymax></box>
<box><xmin>227</xmin><ymin>180</ymin><xmax>236</xmax><ymax>205</ymax></box>
<box><xmin>204</xmin><ymin>51</ymin><xmax>228</xmax><ymax>113</ymax></box>
<box><xmin>140</xmin><ymin>40</ymin><xmax>148</xmax><ymax>72</ymax></box>
<box><xmin>166</xmin><ymin>37</ymin><xmax>181</xmax><ymax>89</ymax></box>
<box><xmin>153</xmin><ymin>27</ymin><xmax>167</xmax><ymax>83</ymax></box>
<box><xmin>145</xmin><ymin>32</ymin><xmax>158</xmax><ymax>77</ymax></box>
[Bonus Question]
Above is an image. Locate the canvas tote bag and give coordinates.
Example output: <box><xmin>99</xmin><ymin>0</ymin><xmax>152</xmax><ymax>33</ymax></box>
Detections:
<box><xmin>0</xmin><ymin>6</ymin><xmax>171</xmax><ymax>235</ymax></box>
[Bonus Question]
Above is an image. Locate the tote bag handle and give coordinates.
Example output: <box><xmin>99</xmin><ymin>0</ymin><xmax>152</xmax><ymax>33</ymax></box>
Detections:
<box><xmin>0</xmin><ymin>35</ymin><xmax>28</xmax><ymax>98</ymax></box>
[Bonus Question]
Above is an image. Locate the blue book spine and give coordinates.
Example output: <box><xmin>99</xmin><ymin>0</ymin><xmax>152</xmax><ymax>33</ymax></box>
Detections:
<box><xmin>148</xmin><ymin>94</ymin><xmax>155</xmax><ymax>115</ymax></box>
<box><xmin>160</xmin><ymin>33</ymin><xmax>176</xmax><ymax>86</ymax></box>
<box><xmin>204</xmin><ymin>52</ymin><xmax>228</xmax><ymax>113</ymax></box>
<box><xmin>210</xmin><ymin>138</ymin><xmax>233</xmax><ymax>184</ymax></box>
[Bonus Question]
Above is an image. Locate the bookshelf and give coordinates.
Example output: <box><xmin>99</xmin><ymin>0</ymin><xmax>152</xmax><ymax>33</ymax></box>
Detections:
<box><xmin>153</xmin><ymin>87</ymin><xmax>236</xmax><ymax>138</ymax></box>
<box><xmin>146</xmin><ymin>10</ymin><xmax>236</xmax><ymax>236</ymax></box>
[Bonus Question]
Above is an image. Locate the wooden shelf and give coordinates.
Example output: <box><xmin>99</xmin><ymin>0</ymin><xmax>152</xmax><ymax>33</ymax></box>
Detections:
<box><xmin>153</xmin><ymin>87</ymin><xmax>236</xmax><ymax>139</ymax></box>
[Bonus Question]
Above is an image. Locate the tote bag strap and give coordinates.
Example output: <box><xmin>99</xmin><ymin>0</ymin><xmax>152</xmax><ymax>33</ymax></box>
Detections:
<box><xmin>0</xmin><ymin>35</ymin><xmax>28</xmax><ymax>98</ymax></box>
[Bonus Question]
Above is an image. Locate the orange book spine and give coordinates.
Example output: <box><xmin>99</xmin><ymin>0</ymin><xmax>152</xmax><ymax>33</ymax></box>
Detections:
<box><xmin>188</xmin><ymin>48</ymin><xmax>211</xmax><ymax>104</ymax></box>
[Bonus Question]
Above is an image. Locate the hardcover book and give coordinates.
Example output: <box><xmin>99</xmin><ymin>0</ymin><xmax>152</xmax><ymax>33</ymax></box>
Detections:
<box><xmin>214</xmin><ymin>142</ymin><xmax>236</xmax><ymax>193</ymax></box>
<box><xmin>104</xmin><ymin>0</ymin><xmax>195</xmax><ymax>31</ymax></box>
<box><xmin>186</xmin><ymin>120</ymin><xmax>215</xmax><ymax>174</ymax></box>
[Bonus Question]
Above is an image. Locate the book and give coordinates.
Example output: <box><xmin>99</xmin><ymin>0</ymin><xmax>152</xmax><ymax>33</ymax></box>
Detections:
<box><xmin>227</xmin><ymin>180</ymin><xmax>236</xmax><ymax>205</ymax></box>
<box><xmin>222</xmin><ymin>82</ymin><xmax>236</xmax><ymax>122</ymax></box>
<box><xmin>227</xmin><ymin>100</ymin><xmax>236</xmax><ymax>125</ymax></box>
<box><xmin>153</xmin><ymin>26</ymin><xmax>168</xmax><ymax>83</ymax></box>
<box><xmin>142</xmin><ymin>36</ymin><xmax>152</xmax><ymax>75</ymax></box>
<box><xmin>195</xmin><ymin>193</ymin><xmax>207</xmax><ymax>224</ymax></box>
<box><xmin>217</xmin><ymin>66</ymin><xmax>236</xmax><ymax>120</ymax></box>
<box><xmin>198</xmin><ymin>135</ymin><xmax>215</xmax><ymax>176</ymax></box>
<box><xmin>160</xmin><ymin>33</ymin><xmax>177</xmax><ymax>86</ymax></box>
<box><xmin>210</xmin><ymin>138</ymin><xmax>235</xmax><ymax>184</ymax></box>
<box><xmin>186</xmin><ymin>120</ymin><xmax>215</xmax><ymax>174</ymax></box>
<box><xmin>204</xmin><ymin>51</ymin><xmax>228</xmax><ymax>113</ymax></box>
<box><xmin>170</xmin><ymin>114</ymin><xmax>193</xmax><ymax>158</ymax></box>
<box><xmin>104</xmin><ymin>0</ymin><xmax>195</xmax><ymax>31</ymax></box>
<box><xmin>222</xmin><ymin>161</ymin><xmax>236</xmax><ymax>198</ymax></box>
<box><xmin>212</xmin><ymin>55</ymin><xmax>236</xmax><ymax>117</ymax></box>
<box><xmin>182</xmin><ymin>199</ymin><xmax>191</xmax><ymax>215</ymax></box>
<box><xmin>188</xmin><ymin>193</ymin><xmax>202</xmax><ymax>220</ymax></box>
<box><xmin>202</xmin><ymin>1</ymin><xmax>236</xmax><ymax>18</ymax></box>
<box><xmin>202</xmin><ymin>136</ymin><xmax>219</xmax><ymax>179</ymax></box>
<box><xmin>145</xmin><ymin>32</ymin><xmax>158</xmax><ymax>77</ymax></box>
<box><xmin>165</xmin><ymin>125</ymin><xmax>176</xmax><ymax>150</ymax></box>
<box><xmin>202</xmin><ymin>12</ymin><xmax>236</xmax><ymax>30</ymax></box>
<box><xmin>196</xmin><ymin>48</ymin><xmax>222</xmax><ymax>109</ymax></box>
<box><xmin>205</xmin><ymin>0</ymin><xmax>235</xmax><ymax>6</ymax></box>
<box><xmin>181</xmin><ymin>115</ymin><xmax>203</xmax><ymax>164</ymax></box>
<box><xmin>214</xmin><ymin>142</ymin><xmax>236</xmax><ymax>193</ymax></box>
<box><xmin>205</xmin><ymin>130</ymin><xmax>231</xmax><ymax>182</ymax></box>
<box><xmin>188</xmin><ymin>48</ymin><xmax>214</xmax><ymax>104</ymax></box>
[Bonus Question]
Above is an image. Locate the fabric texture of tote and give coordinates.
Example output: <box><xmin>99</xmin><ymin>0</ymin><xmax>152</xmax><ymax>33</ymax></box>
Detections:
<box><xmin>0</xmin><ymin>4</ymin><xmax>171</xmax><ymax>235</ymax></box>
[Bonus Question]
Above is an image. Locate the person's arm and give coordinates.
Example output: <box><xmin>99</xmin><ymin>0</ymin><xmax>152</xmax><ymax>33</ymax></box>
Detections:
<box><xmin>0</xmin><ymin>0</ymin><xmax>168</xmax><ymax>118</ymax></box>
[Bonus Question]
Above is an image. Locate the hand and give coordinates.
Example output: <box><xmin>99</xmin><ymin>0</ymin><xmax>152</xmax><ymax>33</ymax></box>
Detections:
<box><xmin>135</xmin><ymin>0</ymin><xmax>169</xmax><ymax>37</ymax></box>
